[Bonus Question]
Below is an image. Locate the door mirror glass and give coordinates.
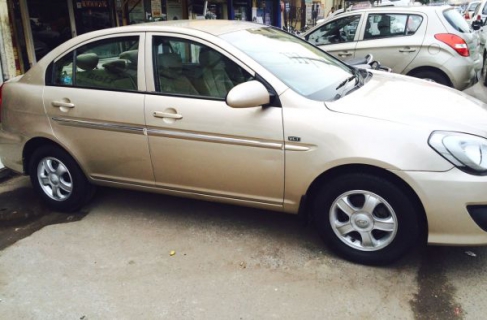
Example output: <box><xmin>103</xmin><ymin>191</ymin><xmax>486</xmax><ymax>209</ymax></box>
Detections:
<box><xmin>226</xmin><ymin>81</ymin><xmax>269</xmax><ymax>108</ymax></box>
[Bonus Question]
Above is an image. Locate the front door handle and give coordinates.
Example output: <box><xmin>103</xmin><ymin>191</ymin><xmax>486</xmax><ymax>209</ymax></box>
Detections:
<box><xmin>153</xmin><ymin>111</ymin><xmax>183</xmax><ymax>120</ymax></box>
<box><xmin>338</xmin><ymin>51</ymin><xmax>353</xmax><ymax>57</ymax></box>
<box><xmin>52</xmin><ymin>101</ymin><xmax>75</xmax><ymax>108</ymax></box>
<box><xmin>399</xmin><ymin>48</ymin><xmax>416</xmax><ymax>53</ymax></box>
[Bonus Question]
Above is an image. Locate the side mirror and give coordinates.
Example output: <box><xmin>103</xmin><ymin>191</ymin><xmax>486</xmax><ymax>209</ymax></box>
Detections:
<box><xmin>226</xmin><ymin>80</ymin><xmax>270</xmax><ymax>108</ymax></box>
<box><xmin>472</xmin><ymin>20</ymin><xmax>482</xmax><ymax>31</ymax></box>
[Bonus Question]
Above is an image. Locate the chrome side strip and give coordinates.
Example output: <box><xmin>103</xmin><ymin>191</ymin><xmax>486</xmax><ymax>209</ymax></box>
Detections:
<box><xmin>52</xmin><ymin>117</ymin><xmax>145</xmax><ymax>135</ymax></box>
<box><xmin>147</xmin><ymin>128</ymin><xmax>283</xmax><ymax>150</ymax></box>
<box><xmin>285</xmin><ymin>144</ymin><xmax>310</xmax><ymax>151</ymax></box>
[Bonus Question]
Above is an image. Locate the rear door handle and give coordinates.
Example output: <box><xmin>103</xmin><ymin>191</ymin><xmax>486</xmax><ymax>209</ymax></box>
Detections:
<box><xmin>52</xmin><ymin>101</ymin><xmax>75</xmax><ymax>108</ymax></box>
<box><xmin>399</xmin><ymin>48</ymin><xmax>416</xmax><ymax>53</ymax></box>
<box><xmin>338</xmin><ymin>52</ymin><xmax>353</xmax><ymax>57</ymax></box>
<box><xmin>153</xmin><ymin>111</ymin><xmax>183</xmax><ymax>120</ymax></box>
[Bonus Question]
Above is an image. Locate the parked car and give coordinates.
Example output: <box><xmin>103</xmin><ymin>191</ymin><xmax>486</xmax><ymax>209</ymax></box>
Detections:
<box><xmin>303</xmin><ymin>6</ymin><xmax>482</xmax><ymax>90</ymax></box>
<box><xmin>463</xmin><ymin>0</ymin><xmax>480</xmax><ymax>21</ymax></box>
<box><xmin>469</xmin><ymin>0</ymin><xmax>487</xmax><ymax>24</ymax></box>
<box><xmin>473</xmin><ymin>16</ymin><xmax>487</xmax><ymax>85</ymax></box>
<box><xmin>2</xmin><ymin>20</ymin><xmax>487</xmax><ymax>265</ymax></box>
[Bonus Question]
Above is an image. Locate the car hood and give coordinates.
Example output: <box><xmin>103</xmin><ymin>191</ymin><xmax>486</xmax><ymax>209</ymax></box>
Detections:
<box><xmin>326</xmin><ymin>71</ymin><xmax>487</xmax><ymax>137</ymax></box>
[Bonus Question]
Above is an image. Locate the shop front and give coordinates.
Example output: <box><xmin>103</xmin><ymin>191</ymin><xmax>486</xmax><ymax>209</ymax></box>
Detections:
<box><xmin>5</xmin><ymin>0</ymin><xmax>283</xmax><ymax>76</ymax></box>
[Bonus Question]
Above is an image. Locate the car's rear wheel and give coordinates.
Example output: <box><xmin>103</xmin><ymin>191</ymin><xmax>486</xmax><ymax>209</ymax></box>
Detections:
<box><xmin>29</xmin><ymin>145</ymin><xmax>94</xmax><ymax>212</ymax></box>
<box><xmin>410</xmin><ymin>70</ymin><xmax>449</xmax><ymax>87</ymax></box>
<box><xmin>313</xmin><ymin>173</ymin><xmax>421</xmax><ymax>265</ymax></box>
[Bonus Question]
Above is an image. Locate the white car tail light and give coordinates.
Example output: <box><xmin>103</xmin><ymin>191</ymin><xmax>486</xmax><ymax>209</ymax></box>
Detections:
<box><xmin>465</xmin><ymin>12</ymin><xmax>470</xmax><ymax>19</ymax></box>
<box><xmin>434</xmin><ymin>33</ymin><xmax>470</xmax><ymax>57</ymax></box>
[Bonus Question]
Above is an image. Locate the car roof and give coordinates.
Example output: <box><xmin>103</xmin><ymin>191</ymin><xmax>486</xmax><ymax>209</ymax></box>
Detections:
<box><xmin>106</xmin><ymin>20</ymin><xmax>264</xmax><ymax>36</ymax></box>
<box><xmin>336</xmin><ymin>4</ymin><xmax>452</xmax><ymax>14</ymax></box>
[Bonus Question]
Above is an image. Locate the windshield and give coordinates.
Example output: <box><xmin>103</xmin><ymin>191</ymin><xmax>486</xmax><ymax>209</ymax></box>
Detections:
<box><xmin>220</xmin><ymin>27</ymin><xmax>358</xmax><ymax>101</ymax></box>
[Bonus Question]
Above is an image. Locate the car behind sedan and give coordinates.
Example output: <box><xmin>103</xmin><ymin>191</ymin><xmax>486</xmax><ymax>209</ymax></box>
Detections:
<box><xmin>2</xmin><ymin>21</ymin><xmax>487</xmax><ymax>265</ymax></box>
<box><xmin>303</xmin><ymin>5</ymin><xmax>482</xmax><ymax>90</ymax></box>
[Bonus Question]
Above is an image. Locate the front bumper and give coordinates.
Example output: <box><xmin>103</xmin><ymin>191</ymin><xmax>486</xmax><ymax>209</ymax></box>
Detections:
<box><xmin>394</xmin><ymin>167</ymin><xmax>487</xmax><ymax>246</ymax></box>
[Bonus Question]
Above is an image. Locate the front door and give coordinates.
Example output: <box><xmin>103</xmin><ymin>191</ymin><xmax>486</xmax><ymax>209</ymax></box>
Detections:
<box><xmin>144</xmin><ymin>34</ymin><xmax>285</xmax><ymax>206</ymax></box>
<box><xmin>306</xmin><ymin>14</ymin><xmax>363</xmax><ymax>61</ymax></box>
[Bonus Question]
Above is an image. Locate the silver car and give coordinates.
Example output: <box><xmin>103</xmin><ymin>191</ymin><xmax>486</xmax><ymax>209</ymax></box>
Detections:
<box><xmin>303</xmin><ymin>6</ymin><xmax>482</xmax><ymax>90</ymax></box>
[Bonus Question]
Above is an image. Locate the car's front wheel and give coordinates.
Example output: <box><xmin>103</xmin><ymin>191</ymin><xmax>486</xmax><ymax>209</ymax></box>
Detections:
<box><xmin>29</xmin><ymin>145</ymin><xmax>94</xmax><ymax>212</ymax></box>
<box><xmin>313</xmin><ymin>173</ymin><xmax>421</xmax><ymax>265</ymax></box>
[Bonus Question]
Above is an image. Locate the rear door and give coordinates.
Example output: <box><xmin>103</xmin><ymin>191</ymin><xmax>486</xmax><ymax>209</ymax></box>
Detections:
<box><xmin>354</xmin><ymin>12</ymin><xmax>426</xmax><ymax>74</ymax></box>
<box><xmin>42</xmin><ymin>33</ymin><xmax>154</xmax><ymax>186</ymax></box>
<box><xmin>305</xmin><ymin>13</ymin><xmax>364</xmax><ymax>61</ymax></box>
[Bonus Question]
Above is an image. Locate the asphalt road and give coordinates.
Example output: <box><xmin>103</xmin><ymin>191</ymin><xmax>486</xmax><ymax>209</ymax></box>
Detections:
<box><xmin>0</xmin><ymin>174</ymin><xmax>486</xmax><ymax>320</ymax></box>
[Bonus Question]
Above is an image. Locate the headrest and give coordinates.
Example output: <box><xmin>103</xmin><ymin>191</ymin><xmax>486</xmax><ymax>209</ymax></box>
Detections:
<box><xmin>102</xmin><ymin>59</ymin><xmax>127</xmax><ymax>74</ymax></box>
<box><xmin>119</xmin><ymin>50</ymin><xmax>138</xmax><ymax>64</ymax></box>
<box><xmin>199</xmin><ymin>49</ymin><xmax>222</xmax><ymax>67</ymax></box>
<box><xmin>378</xmin><ymin>16</ymin><xmax>390</xmax><ymax>27</ymax></box>
<box><xmin>158</xmin><ymin>53</ymin><xmax>182</xmax><ymax>69</ymax></box>
<box><xmin>76</xmin><ymin>53</ymin><xmax>98</xmax><ymax>71</ymax></box>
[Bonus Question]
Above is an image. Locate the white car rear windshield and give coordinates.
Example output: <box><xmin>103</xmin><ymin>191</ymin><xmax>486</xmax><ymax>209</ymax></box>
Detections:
<box><xmin>443</xmin><ymin>8</ymin><xmax>470</xmax><ymax>33</ymax></box>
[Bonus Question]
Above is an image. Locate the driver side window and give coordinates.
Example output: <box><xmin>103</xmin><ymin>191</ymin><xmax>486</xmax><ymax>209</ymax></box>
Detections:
<box><xmin>307</xmin><ymin>15</ymin><xmax>361</xmax><ymax>45</ymax></box>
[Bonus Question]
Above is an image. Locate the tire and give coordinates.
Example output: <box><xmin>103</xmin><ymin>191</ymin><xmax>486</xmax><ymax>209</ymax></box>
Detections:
<box><xmin>29</xmin><ymin>145</ymin><xmax>95</xmax><ymax>212</ymax></box>
<box><xmin>312</xmin><ymin>173</ymin><xmax>421</xmax><ymax>265</ymax></box>
<box><xmin>410</xmin><ymin>70</ymin><xmax>449</xmax><ymax>87</ymax></box>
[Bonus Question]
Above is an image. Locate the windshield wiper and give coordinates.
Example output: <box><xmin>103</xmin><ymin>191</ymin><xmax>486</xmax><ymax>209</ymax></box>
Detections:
<box><xmin>336</xmin><ymin>71</ymin><xmax>359</xmax><ymax>90</ymax></box>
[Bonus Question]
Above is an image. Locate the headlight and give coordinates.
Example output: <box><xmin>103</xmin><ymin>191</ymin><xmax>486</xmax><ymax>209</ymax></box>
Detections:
<box><xmin>429</xmin><ymin>131</ymin><xmax>487</xmax><ymax>175</ymax></box>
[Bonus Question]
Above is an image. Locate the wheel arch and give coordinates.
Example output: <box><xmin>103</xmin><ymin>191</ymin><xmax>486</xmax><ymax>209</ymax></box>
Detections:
<box><xmin>23</xmin><ymin>137</ymin><xmax>83</xmax><ymax>176</ymax></box>
<box><xmin>305</xmin><ymin>164</ymin><xmax>428</xmax><ymax>243</ymax></box>
<box><xmin>406</xmin><ymin>66</ymin><xmax>452</xmax><ymax>87</ymax></box>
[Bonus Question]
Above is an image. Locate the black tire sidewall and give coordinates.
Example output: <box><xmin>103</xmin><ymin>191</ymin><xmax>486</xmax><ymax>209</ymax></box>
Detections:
<box><xmin>29</xmin><ymin>145</ymin><xmax>91</xmax><ymax>212</ymax></box>
<box><xmin>412</xmin><ymin>70</ymin><xmax>449</xmax><ymax>86</ymax></box>
<box><xmin>313</xmin><ymin>173</ymin><xmax>420</xmax><ymax>265</ymax></box>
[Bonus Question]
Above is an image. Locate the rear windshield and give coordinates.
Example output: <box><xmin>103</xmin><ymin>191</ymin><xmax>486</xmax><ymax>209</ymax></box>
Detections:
<box><xmin>443</xmin><ymin>8</ymin><xmax>471</xmax><ymax>33</ymax></box>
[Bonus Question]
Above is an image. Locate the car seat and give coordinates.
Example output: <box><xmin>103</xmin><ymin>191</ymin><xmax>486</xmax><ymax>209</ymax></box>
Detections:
<box><xmin>196</xmin><ymin>48</ymin><xmax>234</xmax><ymax>98</ymax></box>
<box><xmin>157</xmin><ymin>53</ymin><xmax>199</xmax><ymax>95</ymax></box>
<box><xmin>378</xmin><ymin>15</ymin><xmax>391</xmax><ymax>37</ymax></box>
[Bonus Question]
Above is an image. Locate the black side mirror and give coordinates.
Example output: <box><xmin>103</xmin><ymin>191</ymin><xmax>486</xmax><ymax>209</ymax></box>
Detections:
<box><xmin>472</xmin><ymin>20</ymin><xmax>482</xmax><ymax>31</ymax></box>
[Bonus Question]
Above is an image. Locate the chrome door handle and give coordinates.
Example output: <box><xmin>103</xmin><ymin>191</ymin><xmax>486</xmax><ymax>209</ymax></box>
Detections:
<box><xmin>153</xmin><ymin>111</ymin><xmax>183</xmax><ymax>120</ymax></box>
<box><xmin>52</xmin><ymin>101</ymin><xmax>75</xmax><ymax>108</ymax></box>
<box><xmin>338</xmin><ymin>52</ymin><xmax>353</xmax><ymax>57</ymax></box>
<box><xmin>399</xmin><ymin>48</ymin><xmax>416</xmax><ymax>53</ymax></box>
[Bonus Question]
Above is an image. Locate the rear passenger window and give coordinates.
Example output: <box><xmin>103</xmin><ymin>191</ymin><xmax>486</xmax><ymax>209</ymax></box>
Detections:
<box><xmin>364</xmin><ymin>14</ymin><xmax>423</xmax><ymax>39</ymax></box>
<box><xmin>48</xmin><ymin>37</ymin><xmax>139</xmax><ymax>91</ymax></box>
<box><xmin>152</xmin><ymin>37</ymin><xmax>253</xmax><ymax>99</ymax></box>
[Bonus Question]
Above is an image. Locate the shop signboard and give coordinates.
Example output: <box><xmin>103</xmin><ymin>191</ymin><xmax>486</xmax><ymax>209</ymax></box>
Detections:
<box><xmin>151</xmin><ymin>0</ymin><xmax>162</xmax><ymax>17</ymax></box>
